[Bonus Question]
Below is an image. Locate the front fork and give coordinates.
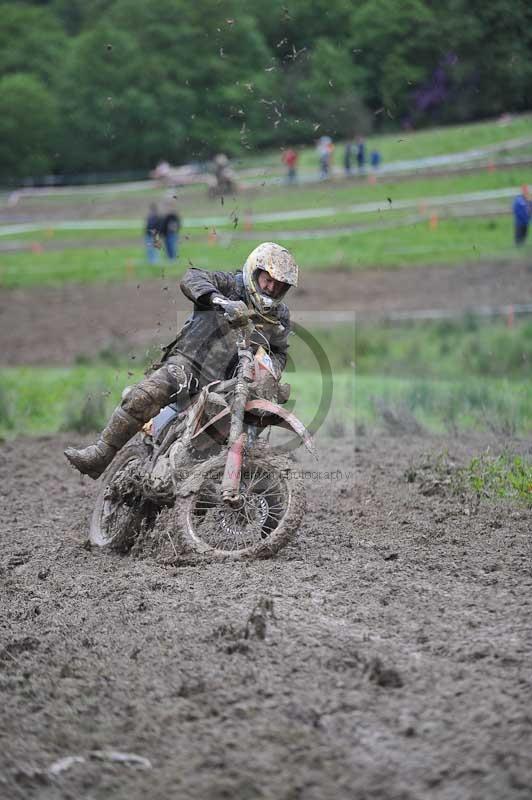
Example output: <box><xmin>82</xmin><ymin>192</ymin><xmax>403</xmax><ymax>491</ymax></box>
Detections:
<box><xmin>221</xmin><ymin>339</ymin><xmax>254</xmax><ymax>504</ymax></box>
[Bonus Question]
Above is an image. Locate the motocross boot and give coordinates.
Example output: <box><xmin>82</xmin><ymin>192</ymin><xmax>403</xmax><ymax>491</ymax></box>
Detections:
<box><xmin>64</xmin><ymin>406</ymin><xmax>142</xmax><ymax>480</ymax></box>
<box><xmin>64</xmin><ymin>364</ymin><xmax>192</xmax><ymax>479</ymax></box>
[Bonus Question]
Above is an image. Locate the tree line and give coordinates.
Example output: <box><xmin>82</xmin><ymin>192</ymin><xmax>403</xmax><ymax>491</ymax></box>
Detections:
<box><xmin>1</xmin><ymin>0</ymin><xmax>531</xmax><ymax>181</ymax></box>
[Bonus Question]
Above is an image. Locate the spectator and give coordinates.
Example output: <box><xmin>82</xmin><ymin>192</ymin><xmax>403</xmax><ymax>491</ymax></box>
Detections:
<box><xmin>356</xmin><ymin>136</ymin><xmax>366</xmax><ymax>173</ymax></box>
<box><xmin>282</xmin><ymin>148</ymin><xmax>298</xmax><ymax>184</ymax></box>
<box><xmin>160</xmin><ymin>206</ymin><xmax>181</xmax><ymax>259</ymax></box>
<box><xmin>317</xmin><ymin>135</ymin><xmax>334</xmax><ymax>180</ymax></box>
<box><xmin>343</xmin><ymin>139</ymin><xmax>353</xmax><ymax>177</ymax></box>
<box><xmin>145</xmin><ymin>203</ymin><xmax>161</xmax><ymax>264</ymax></box>
<box><xmin>512</xmin><ymin>185</ymin><xmax>531</xmax><ymax>246</ymax></box>
<box><xmin>370</xmin><ymin>150</ymin><xmax>381</xmax><ymax>170</ymax></box>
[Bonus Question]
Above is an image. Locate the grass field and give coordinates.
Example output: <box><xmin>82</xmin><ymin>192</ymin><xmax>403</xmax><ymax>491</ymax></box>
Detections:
<box><xmin>1</xmin><ymin>116</ymin><xmax>531</xmax><ymax>441</ymax></box>
<box><xmin>1</xmin><ymin>318</ymin><xmax>530</xmax><ymax>438</ymax></box>
<box><xmin>3</xmin><ymin>166</ymin><xmax>528</xmax><ymax>227</ymax></box>
<box><xmin>0</xmin><ymin>215</ymin><xmax>523</xmax><ymax>288</ymax></box>
<box><xmin>2</xmin><ymin>166</ymin><xmax>527</xmax><ymax>241</ymax></box>
<box><xmin>236</xmin><ymin>114</ymin><xmax>532</xmax><ymax>172</ymax></box>
<box><xmin>2</xmin><ymin>364</ymin><xmax>529</xmax><ymax>440</ymax></box>
<box><xmin>1</xmin><ymin>365</ymin><xmax>530</xmax><ymax>440</ymax></box>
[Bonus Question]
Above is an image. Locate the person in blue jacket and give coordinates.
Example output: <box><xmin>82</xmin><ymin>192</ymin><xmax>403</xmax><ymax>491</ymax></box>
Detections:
<box><xmin>512</xmin><ymin>185</ymin><xmax>531</xmax><ymax>246</ymax></box>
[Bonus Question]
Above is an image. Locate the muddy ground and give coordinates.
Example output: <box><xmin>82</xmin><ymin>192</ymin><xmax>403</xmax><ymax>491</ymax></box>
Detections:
<box><xmin>1</xmin><ymin>259</ymin><xmax>531</xmax><ymax>365</ymax></box>
<box><xmin>1</xmin><ymin>429</ymin><xmax>531</xmax><ymax>799</ymax></box>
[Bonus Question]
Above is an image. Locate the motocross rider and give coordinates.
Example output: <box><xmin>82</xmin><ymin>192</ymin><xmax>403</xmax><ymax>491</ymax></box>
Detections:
<box><xmin>64</xmin><ymin>242</ymin><xmax>298</xmax><ymax>479</ymax></box>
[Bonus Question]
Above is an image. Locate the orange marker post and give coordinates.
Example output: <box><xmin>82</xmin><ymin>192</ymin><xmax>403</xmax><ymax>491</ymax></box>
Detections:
<box><xmin>429</xmin><ymin>212</ymin><xmax>439</xmax><ymax>230</ymax></box>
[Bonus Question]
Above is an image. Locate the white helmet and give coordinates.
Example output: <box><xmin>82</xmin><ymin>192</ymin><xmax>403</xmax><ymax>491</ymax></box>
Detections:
<box><xmin>242</xmin><ymin>242</ymin><xmax>298</xmax><ymax>315</ymax></box>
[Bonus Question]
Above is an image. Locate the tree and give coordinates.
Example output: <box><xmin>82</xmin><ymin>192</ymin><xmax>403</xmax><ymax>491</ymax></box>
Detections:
<box><xmin>0</xmin><ymin>4</ymin><xmax>68</xmax><ymax>87</ymax></box>
<box><xmin>350</xmin><ymin>0</ymin><xmax>439</xmax><ymax>123</ymax></box>
<box><xmin>0</xmin><ymin>74</ymin><xmax>58</xmax><ymax>180</ymax></box>
<box><xmin>435</xmin><ymin>0</ymin><xmax>532</xmax><ymax>121</ymax></box>
<box><xmin>284</xmin><ymin>39</ymin><xmax>370</xmax><ymax>139</ymax></box>
<box><xmin>57</xmin><ymin>0</ymin><xmax>276</xmax><ymax>165</ymax></box>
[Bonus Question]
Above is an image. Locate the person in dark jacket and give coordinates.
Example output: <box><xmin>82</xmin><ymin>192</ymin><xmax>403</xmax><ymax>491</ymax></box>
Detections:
<box><xmin>160</xmin><ymin>206</ymin><xmax>181</xmax><ymax>259</ymax></box>
<box><xmin>513</xmin><ymin>185</ymin><xmax>531</xmax><ymax>246</ymax></box>
<box><xmin>145</xmin><ymin>203</ymin><xmax>161</xmax><ymax>264</ymax></box>
<box><xmin>64</xmin><ymin>243</ymin><xmax>299</xmax><ymax>478</ymax></box>
<box><xmin>343</xmin><ymin>139</ymin><xmax>353</xmax><ymax>177</ymax></box>
<box><xmin>356</xmin><ymin>136</ymin><xmax>366</xmax><ymax>173</ymax></box>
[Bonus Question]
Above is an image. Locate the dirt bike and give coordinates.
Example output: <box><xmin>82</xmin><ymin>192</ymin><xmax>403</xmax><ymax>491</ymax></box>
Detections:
<box><xmin>89</xmin><ymin>313</ymin><xmax>314</xmax><ymax>560</ymax></box>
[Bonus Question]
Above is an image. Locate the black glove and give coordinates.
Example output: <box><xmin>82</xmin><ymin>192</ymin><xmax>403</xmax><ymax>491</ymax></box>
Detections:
<box><xmin>211</xmin><ymin>295</ymin><xmax>249</xmax><ymax>326</ymax></box>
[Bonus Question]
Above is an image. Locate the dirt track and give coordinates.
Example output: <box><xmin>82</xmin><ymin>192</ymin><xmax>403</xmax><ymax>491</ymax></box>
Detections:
<box><xmin>1</xmin><ymin>429</ymin><xmax>531</xmax><ymax>799</ymax></box>
<box><xmin>1</xmin><ymin>259</ymin><xmax>531</xmax><ymax>365</ymax></box>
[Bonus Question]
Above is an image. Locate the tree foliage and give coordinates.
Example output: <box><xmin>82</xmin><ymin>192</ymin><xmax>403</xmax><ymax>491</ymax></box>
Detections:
<box><xmin>0</xmin><ymin>74</ymin><xmax>58</xmax><ymax>179</ymax></box>
<box><xmin>1</xmin><ymin>0</ymin><xmax>531</xmax><ymax>179</ymax></box>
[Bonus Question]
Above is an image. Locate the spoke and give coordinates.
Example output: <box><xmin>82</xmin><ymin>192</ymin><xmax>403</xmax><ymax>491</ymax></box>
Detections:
<box><xmin>265</xmin><ymin>500</ymin><xmax>285</xmax><ymax>511</ymax></box>
<box><xmin>244</xmin><ymin>474</ymin><xmax>265</xmax><ymax>492</ymax></box>
<box><xmin>246</xmin><ymin>464</ymin><xmax>261</xmax><ymax>483</ymax></box>
<box><xmin>189</xmin><ymin>466</ymin><xmax>289</xmax><ymax>552</ymax></box>
<box><xmin>248</xmin><ymin>481</ymin><xmax>282</xmax><ymax>497</ymax></box>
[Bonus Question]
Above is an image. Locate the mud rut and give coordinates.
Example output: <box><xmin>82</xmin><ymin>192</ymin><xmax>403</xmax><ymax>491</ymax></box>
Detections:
<box><xmin>1</xmin><ymin>429</ymin><xmax>531</xmax><ymax>800</ymax></box>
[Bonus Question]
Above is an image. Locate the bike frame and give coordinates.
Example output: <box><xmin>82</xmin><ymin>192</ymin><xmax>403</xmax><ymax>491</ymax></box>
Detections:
<box><xmin>148</xmin><ymin>316</ymin><xmax>314</xmax><ymax>505</ymax></box>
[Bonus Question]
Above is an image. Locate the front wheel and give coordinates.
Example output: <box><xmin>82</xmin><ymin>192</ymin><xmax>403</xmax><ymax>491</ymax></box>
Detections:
<box><xmin>173</xmin><ymin>449</ymin><xmax>305</xmax><ymax>559</ymax></box>
<box><xmin>89</xmin><ymin>441</ymin><xmax>154</xmax><ymax>551</ymax></box>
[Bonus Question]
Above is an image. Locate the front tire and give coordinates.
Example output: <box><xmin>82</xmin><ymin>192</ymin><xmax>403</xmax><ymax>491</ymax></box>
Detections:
<box><xmin>173</xmin><ymin>449</ymin><xmax>305</xmax><ymax>559</ymax></box>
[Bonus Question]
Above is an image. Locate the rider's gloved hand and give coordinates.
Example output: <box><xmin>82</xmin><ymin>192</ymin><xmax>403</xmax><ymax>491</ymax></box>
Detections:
<box><xmin>211</xmin><ymin>296</ymin><xmax>249</xmax><ymax>327</ymax></box>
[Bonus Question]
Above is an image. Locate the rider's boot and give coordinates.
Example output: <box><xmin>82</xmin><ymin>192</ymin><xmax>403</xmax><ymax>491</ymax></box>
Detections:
<box><xmin>64</xmin><ymin>406</ymin><xmax>142</xmax><ymax>479</ymax></box>
<box><xmin>64</xmin><ymin>373</ymin><xmax>176</xmax><ymax>479</ymax></box>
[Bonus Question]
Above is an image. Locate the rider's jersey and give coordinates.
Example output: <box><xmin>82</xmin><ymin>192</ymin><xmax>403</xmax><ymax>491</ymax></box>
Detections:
<box><xmin>157</xmin><ymin>268</ymin><xmax>291</xmax><ymax>385</ymax></box>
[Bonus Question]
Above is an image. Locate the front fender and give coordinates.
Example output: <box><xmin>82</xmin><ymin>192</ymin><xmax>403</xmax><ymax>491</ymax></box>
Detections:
<box><xmin>190</xmin><ymin>399</ymin><xmax>315</xmax><ymax>456</ymax></box>
<box><xmin>244</xmin><ymin>399</ymin><xmax>315</xmax><ymax>455</ymax></box>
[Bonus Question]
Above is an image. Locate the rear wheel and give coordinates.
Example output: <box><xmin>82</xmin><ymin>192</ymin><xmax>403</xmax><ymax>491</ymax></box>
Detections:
<box><xmin>89</xmin><ymin>442</ymin><xmax>154</xmax><ymax>551</ymax></box>
<box><xmin>173</xmin><ymin>449</ymin><xmax>305</xmax><ymax>559</ymax></box>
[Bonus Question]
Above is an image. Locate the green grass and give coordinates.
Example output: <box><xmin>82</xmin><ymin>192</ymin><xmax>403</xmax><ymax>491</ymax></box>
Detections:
<box><xmin>0</xmin><ymin>365</ymin><xmax>353</xmax><ymax>439</ymax></box>
<box><xmin>3</xmin><ymin>167</ymin><xmax>532</xmax><ymax>230</ymax></box>
<box><xmin>461</xmin><ymin>453</ymin><xmax>532</xmax><ymax>506</ymax></box>
<box><xmin>0</xmin><ymin>216</ymin><xmax>526</xmax><ymax>288</ymax></box>
<box><xmin>0</xmin><ymin>366</ymin><xmax>134</xmax><ymax>437</ymax></box>
<box><xmin>3</xmin><ymin>164</ymin><xmax>526</xmax><ymax>241</ymax></box>
<box><xmin>231</xmin><ymin>166</ymin><xmax>528</xmax><ymax>217</ymax></box>
<box><xmin>352</xmin><ymin>374</ymin><xmax>531</xmax><ymax>434</ymax></box>
<box><xmin>354</xmin><ymin>317</ymin><xmax>532</xmax><ymax>380</ymax></box>
<box><xmin>1</xmin><ymin>362</ymin><xmax>529</xmax><ymax>439</ymax></box>
<box><xmin>288</xmin><ymin>114</ymin><xmax>532</xmax><ymax>172</ymax></box>
<box><xmin>230</xmin><ymin>113</ymin><xmax>532</xmax><ymax>168</ymax></box>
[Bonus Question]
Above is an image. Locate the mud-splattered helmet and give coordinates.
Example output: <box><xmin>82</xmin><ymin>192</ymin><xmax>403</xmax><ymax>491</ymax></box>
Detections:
<box><xmin>242</xmin><ymin>242</ymin><xmax>298</xmax><ymax>314</ymax></box>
